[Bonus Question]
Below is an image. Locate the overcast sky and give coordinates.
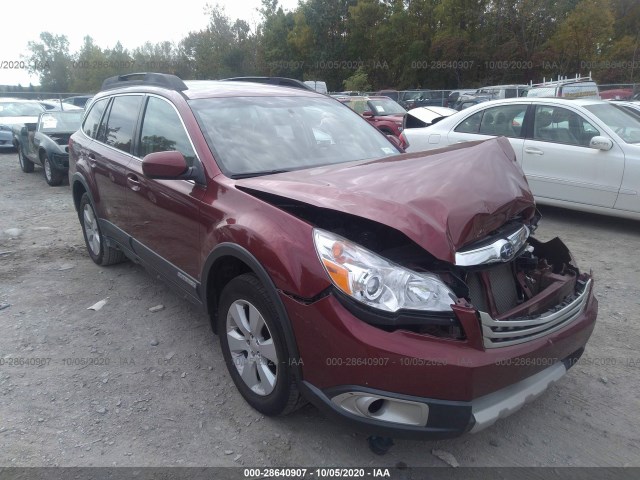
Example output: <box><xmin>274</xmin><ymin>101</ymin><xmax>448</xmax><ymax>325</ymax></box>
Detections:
<box><xmin>0</xmin><ymin>0</ymin><xmax>299</xmax><ymax>86</ymax></box>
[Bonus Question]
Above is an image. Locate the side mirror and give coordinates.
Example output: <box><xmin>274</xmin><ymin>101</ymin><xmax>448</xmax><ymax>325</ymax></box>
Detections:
<box><xmin>589</xmin><ymin>136</ymin><xmax>613</xmax><ymax>151</ymax></box>
<box><xmin>142</xmin><ymin>151</ymin><xmax>188</xmax><ymax>179</ymax></box>
<box><xmin>362</xmin><ymin>110</ymin><xmax>374</xmax><ymax>118</ymax></box>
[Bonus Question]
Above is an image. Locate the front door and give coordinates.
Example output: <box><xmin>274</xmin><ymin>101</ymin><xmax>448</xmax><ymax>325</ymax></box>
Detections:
<box><xmin>124</xmin><ymin>95</ymin><xmax>204</xmax><ymax>293</ymax></box>
<box><xmin>521</xmin><ymin>104</ymin><xmax>624</xmax><ymax>208</ymax></box>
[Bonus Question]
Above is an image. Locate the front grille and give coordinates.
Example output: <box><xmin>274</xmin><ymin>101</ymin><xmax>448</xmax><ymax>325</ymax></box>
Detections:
<box><xmin>479</xmin><ymin>279</ymin><xmax>591</xmax><ymax>348</ymax></box>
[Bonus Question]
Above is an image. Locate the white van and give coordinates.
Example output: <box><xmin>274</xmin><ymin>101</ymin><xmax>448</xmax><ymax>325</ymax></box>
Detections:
<box><xmin>304</xmin><ymin>80</ymin><xmax>328</xmax><ymax>94</ymax></box>
<box><xmin>526</xmin><ymin>76</ymin><xmax>600</xmax><ymax>100</ymax></box>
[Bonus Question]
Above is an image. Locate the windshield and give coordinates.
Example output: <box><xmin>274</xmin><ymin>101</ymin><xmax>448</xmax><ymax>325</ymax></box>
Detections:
<box><xmin>0</xmin><ymin>101</ymin><xmax>44</xmax><ymax>117</ymax></box>
<box><xmin>189</xmin><ymin>96</ymin><xmax>400</xmax><ymax>177</ymax></box>
<box><xmin>368</xmin><ymin>98</ymin><xmax>406</xmax><ymax>116</ymax></box>
<box><xmin>584</xmin><ymin>103</ymin><xmax>640</xmax><ymax>144</ymax></box>
<box><xmin>38</xmin><ymin>111</ymin><xmax>83</xmax><ymax>132</ymax></box>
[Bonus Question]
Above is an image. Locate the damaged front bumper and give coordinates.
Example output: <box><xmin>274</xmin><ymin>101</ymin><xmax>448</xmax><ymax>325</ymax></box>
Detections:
<box><xmin>284</xmin><ymin>229</ymin><xmax>597</xmax><ymax>439</ymax></box>
<box><xmin>300</xmin><ymin>348</ymin><xmax>584</xmax><ymax>439</ymax></box>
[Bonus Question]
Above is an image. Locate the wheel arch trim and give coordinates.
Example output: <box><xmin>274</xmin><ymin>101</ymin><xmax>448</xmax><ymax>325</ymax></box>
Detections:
<box><xmin>201</xmin><ymin>243</ymin><xmax>303</xmax><ymax>380</ymax></box>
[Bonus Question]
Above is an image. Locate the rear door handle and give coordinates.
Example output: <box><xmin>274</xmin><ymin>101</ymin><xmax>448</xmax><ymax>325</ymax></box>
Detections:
<box><xmin>524</xmin><ymin>147</ymin><xmax>544</xmax><ymax>155</ymax></box>
<box><xmin>127</xmin><ymin>174</ymin><xmax>141</xmax><ymax>192</ymax></box>
<box><xmin>88</xmin><ymin>153</ymin><xmax>97</xmax><ymax>167</ymax></box>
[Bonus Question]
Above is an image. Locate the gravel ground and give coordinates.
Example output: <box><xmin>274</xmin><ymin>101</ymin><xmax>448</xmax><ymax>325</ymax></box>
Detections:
<box><xmin>1</xmin><ymin>151</ymin><xmax>639</xmax><ymax>468</ymax></box>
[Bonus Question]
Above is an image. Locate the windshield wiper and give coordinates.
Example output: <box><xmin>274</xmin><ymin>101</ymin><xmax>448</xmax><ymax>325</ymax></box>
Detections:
<box><xmin>231</xmin><ymin>169</ymin><xmax>292</xmax><ymax>179</ymax></box>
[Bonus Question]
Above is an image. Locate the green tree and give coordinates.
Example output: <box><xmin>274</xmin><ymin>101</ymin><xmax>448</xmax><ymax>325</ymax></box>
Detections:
<box><xmin>25</xmin><ymin>32</ymin><xmax>72</xmax><ymax>91</ymax></box>
<box><xmin>343</xmin><ymin>66</ymin><xmax>371</xmax><ymax>90</ymax></box>
<box><xmin>70</xmin><ymin>36</ymin><xmax>108</xmax><ymax>92</ymax></box>
<box><xmin>544</xmin><ymin>0</ymin><xmax>614</xmax><ymax>75</ymax></box>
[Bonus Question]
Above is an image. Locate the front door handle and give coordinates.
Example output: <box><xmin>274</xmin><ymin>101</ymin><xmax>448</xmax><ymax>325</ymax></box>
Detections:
<box><xmin>525</xmin><ymin>147</ymin><xmax>544</xmax><ymax>155</ymax></box>
<box><xmin>127</xmin><ymin>174</ymin><xmax>141</xmax><ymax>192</ymax></box>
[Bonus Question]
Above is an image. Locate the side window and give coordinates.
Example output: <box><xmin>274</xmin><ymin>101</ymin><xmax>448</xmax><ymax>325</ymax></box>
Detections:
<box><xmin>478</xmin><ymin>104</ymin><xmax>528</xmax><ymax>137</ymax></box>
<box><xmin>455</xmin><ymin>110</ymin><xmax>483</xmax><ymax>133</ymax></box>
<box><xmin>533</xmin><ymin>106</ymin><xmax>599</xmax><ymax>147</ymax></box>
<box><xmin>103</xmin><ymin>95</ymin><xmax>143</xmax><ymax>153</ymax></box>
<box><xmin>138</xmin><ymin>96</ymin><xmax>196</xmax><ymax>166</ymax></box>
<box><xmin>82</xmin><ymin>98</ymin><xmax>108</xmax><ymax>139</ymax></box>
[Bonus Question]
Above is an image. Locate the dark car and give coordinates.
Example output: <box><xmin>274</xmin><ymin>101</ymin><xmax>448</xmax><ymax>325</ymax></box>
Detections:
<box><xmin>69</xmin><ymin>72</ymin><xmax>596</xmax><ymax>444</ymax></box>
<box><xmin>401</xmin><ymin>90</ymin><xmax>452</xmax><ymax>109</ymax></box>
<box><xmin>345</xmin><ymin>96</ymin><xmax>407</xmax><ymax>137</ymax></box>
<box><xmin>375</xmin><ymin>89</ymin><xmax>401</xmax><ymax>102</ymax></box>
<box><xmin>452</xmin><ymin>94</ymin><xmax>494</xmax><ymax>110</ymax></box>
<box><xmin>15</xmin><ymin>110</ymin><xmax>83</xmax><ymax>185</ymax></box>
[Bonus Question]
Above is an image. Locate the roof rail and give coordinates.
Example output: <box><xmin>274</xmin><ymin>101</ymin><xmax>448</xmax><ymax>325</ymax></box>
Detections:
<box><xmin>528</xmin><ymin>73</ymin><xmax>593</xmax><ymax>87</ymax></box>
<box><xmin>221</xmin><ymin>77</ymin><xmax>314</xmax><ymax>91</ymax></box>
<box><xmin>101</xmin><ymin>73</ymin><xmax>188</xmax><ymax>91</ymax></box>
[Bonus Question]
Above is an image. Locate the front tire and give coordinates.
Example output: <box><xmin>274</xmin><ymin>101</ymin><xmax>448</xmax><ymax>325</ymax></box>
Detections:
<box><xmin>79</xmin><ymin>193</ymin><xmax>125</xmax><ymax>266</ymax></box>
<box><xmin>218</xmin><ymin>273</ymin><xmax>302</xmax><ymax>416</ymax></box>
<box><xmin>43</xmin><ymin>154</ymin><xmax>64</xmax><ymax>186</ymax></box>
<box><xmin>18</xmin><ymin>146</ymin><xmax>34</xmax><ymax>173</ymax></box>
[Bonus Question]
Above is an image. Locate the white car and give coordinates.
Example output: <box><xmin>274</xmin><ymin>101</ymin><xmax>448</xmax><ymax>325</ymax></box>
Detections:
<box><xmin>402</xmin><ymin>98</ymin><xmax>640</xmax><ymax>220</ymax></box>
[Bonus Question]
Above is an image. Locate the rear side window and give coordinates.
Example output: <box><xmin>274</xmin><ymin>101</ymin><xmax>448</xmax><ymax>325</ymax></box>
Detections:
<box><xmin>82</xmin><ymin>98</ymin><xmax>108</xmax><ymax>139</ymax></box>
<box><xmin>103</xmin><ymin>95</ymin><xmax>143</xmax><ymax>153</ymax></box>
<box><xmin>478</xmin><ymin>104</ymin><xmax>529</xmax><ymax>138</ymax></box>
<box><xmin>455</xmin><ymin>110</ymin><xmax>483</xmax><ymax>133</ymax></box>
<box><xmin>138</xmin><ymin>96</ymin><xmax>196</xmax><ymax>166</ymax></box>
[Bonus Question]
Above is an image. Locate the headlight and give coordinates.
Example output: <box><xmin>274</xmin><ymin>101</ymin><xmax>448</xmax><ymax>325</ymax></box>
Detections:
<box><xmin>313</xmin><ymin>229</ymin><xmax>455</xmax><ymax>313</ymax></box>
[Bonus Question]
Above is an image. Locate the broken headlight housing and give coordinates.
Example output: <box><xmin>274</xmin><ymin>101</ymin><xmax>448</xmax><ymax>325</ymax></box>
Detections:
<box><xmin>313</xmin><ymin>229</ymin><xmax>455</xmax><ymax>313</ymax></box>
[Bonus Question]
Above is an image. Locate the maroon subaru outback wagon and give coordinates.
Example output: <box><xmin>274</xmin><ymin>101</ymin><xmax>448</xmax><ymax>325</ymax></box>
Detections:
<box><xmin>69</xmin><ymin>73</ymin><xmax>597</xmax><ymax>442</ymax></box>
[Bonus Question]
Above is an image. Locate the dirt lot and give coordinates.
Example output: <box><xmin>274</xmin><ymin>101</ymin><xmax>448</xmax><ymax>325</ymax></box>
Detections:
<box><xmin>1</xmin><ymin>150</ymin><xmax>639</xmax><ymax>468</ymax></box>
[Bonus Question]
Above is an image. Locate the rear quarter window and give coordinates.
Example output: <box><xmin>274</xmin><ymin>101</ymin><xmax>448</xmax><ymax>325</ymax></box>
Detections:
<box><xmin>102</xmin><ymin>95</ymin><xmax>143</xmax><ymax>153</ymax></box>
<box><xmin>82</xmin><ymin>98</ymin><xmax>109</xmax><ymax>139</ymax></box>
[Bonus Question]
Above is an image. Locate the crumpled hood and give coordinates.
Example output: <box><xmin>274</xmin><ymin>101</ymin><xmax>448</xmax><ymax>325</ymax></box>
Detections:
<box><xmin>236</xmin><ymin>137</ymin><xmax>535</xmax><ymax>263</ymax></box>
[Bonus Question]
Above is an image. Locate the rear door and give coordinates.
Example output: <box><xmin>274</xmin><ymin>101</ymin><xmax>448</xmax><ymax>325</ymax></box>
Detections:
<box><xmin>124</xmin><ymin>95</ymin><xmax>204</xmax><ymax>291</ymax></box>
<box><xmin>447</xmin><ymin>103</ymin><xmax>530</xmax><ymax>167</ymax></box>
<box><xmin>89</xmin><ymin>94</ymin><xmax>144</xmax><ymax>244</ymax></box>
<box><xmin>521</xmin><ymin>104</ymin><xmax>624</xmax><ymax>207</ymax></box>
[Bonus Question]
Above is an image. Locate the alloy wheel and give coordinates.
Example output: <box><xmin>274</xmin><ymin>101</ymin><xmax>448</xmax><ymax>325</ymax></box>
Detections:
<box><xmin>82</xmin><ymin>203</ymin><xmax>101</xmax><ymax>256</ymax></box>
<box><xmin>226</xmin><ymin>299</ymin><xmax>279</xmax><ymax>396</ymax></box>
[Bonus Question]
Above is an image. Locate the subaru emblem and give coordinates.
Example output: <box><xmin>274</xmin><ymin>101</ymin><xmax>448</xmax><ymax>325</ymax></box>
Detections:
<box><xmin>500</xmin><ymin>243</ymin><xmax>514</xmax><ymax>260</ymax></box>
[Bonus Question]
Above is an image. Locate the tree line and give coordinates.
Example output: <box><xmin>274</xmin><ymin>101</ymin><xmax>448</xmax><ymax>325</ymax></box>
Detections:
<box><xmin>18</xmin><ymin>0</ymin><xmax>640</xmax><ymax>93</ymax></box>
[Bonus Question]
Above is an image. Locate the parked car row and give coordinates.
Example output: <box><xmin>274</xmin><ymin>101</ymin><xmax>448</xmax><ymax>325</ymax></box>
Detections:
<box><xmin>1</xmin><ymin>97</ymin><xmax>85</xmax><ymax>186</ymax></box>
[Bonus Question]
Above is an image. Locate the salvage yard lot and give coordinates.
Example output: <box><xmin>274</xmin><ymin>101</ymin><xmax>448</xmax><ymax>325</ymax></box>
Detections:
<box><xmin>0</xmin><ymin>151</ymin><xmax>639</xmax><ymax>467</ymax></box>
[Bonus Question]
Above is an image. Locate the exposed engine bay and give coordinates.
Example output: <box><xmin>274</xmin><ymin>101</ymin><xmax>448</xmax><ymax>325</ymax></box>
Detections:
<box><xmin>243</xmin><ymin>188</ymin><xmax>590</xmax><ymax>344</ymax></box>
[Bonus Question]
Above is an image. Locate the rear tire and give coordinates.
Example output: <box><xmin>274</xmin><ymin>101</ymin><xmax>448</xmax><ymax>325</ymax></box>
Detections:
<box><xmin>218</xmin><ymin>273</ymin><xmax>303</xmax><ymax>416</ymax></box>
<box><xmin>79</xmin><ymin>193</ymin><xmax>126</xmax><ymax>266</ymax></box>
<box><xmin>18</xmin><ymin>146</ymin><xmax>34</xmax><ymax>173</ymax></box>
<box><xmin>43</xmin><ymin>154</ymin><xmax>64</xmax><ymax>186</ymax></box>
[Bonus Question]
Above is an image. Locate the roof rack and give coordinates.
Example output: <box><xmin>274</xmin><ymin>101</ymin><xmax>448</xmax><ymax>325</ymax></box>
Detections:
<box><xmin>221</xmin><ymin>77</ymin><xmax>314</xmax><ymax>91</ymax></box>
<box><xmin>101</xmin><ymin>73</ymin><xmax>188</xmax><ymax>92</ymax></box>
<box><xmin>529</xmin><ymin>73</ymin><xmax>593</xmax><ymax>87</ymax></box>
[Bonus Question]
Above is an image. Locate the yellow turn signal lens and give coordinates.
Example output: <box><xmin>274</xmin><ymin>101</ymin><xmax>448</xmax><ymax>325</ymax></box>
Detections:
<box><xmin>322</xmin><ymin>258</ymin><xmax>352</xmax><ymax>294</ymax></box>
